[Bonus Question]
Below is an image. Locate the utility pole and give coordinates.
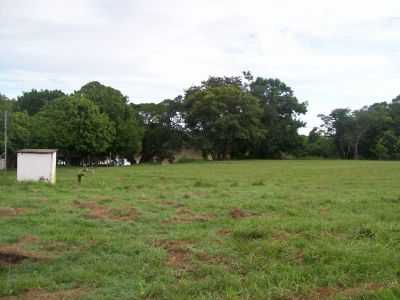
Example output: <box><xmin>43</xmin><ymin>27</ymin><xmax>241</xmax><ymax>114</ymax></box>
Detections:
<box><xmin>4</xmin><ymin>111</ymin><xmax>7</xmax><ymax>171</ymax></box>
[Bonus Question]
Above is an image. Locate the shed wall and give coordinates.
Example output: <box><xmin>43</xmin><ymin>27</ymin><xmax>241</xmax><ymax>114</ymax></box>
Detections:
<box><xmin>17</xmin><ymin>153</ymin><xmax>56</xmax><ymax>183</ymax></box>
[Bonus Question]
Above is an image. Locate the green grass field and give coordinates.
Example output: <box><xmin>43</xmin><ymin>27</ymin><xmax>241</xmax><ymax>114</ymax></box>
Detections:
<box><xmin>1</xmin><ymin>160</ymin><xmax>400</xmax><ymax>300</ymax></box>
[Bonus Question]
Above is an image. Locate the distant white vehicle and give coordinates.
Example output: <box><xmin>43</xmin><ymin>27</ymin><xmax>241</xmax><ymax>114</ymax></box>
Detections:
<box><xmin>96</xmin><ymin>157</ymin><xmax>131</xmax><ymax>167</ymax></box>
<box><xmin>116</xmin><ymin>158</ymin><xmax>131</xmax><ymax>166</ymax></box>
<box><xmin>57</xmin><ymin>159</ymin><xmax>66</xmax><ymax>166</ymax></box>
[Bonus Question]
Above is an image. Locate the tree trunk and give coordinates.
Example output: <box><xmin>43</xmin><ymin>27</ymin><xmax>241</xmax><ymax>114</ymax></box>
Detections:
<box><xmin>353</xmin><ymin>134</ymin><xmax>363</xmax><ymax>160</ymax></box>
<box><xmin>354</xmin><ymin>142</ymin><xmax>359</xmax><ymax>160</ymax></box>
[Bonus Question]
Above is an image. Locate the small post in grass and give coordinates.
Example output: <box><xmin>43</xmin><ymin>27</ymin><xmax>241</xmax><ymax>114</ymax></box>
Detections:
<box><xmin>77</xmin><ymin>170</ymin><xmax>85</xmax><ymax>184</ymax></box>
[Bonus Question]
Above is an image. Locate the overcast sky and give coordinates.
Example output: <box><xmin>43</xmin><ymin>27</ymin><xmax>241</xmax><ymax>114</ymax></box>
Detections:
<box><xmin>1</xmin><ymin>0</ymin><xmax>399</xmax><ymax>132</ymax></box>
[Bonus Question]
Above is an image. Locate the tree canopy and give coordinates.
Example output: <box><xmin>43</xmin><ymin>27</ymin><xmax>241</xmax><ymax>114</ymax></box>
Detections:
<box><xmin>1</xmin><ymin>72</ymin><xmax>398</xmax><ymax>165</ymax></box>
<box><xmin>184</xmin><ymin>83</ymin><xmax>265</xmax><ymax>159</ymax></box>
<box><xmin>33</xmin><ymin>95</ymin><xmax>115</xmax><ymax>163</ymax></box>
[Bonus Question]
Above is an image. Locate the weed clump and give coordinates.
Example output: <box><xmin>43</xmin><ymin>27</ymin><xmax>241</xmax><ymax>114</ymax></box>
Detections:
<box><xmin>355</xmin><ymin>227</ymin><xmax>376</xmax><ymax>239</ymax></box>
<box><xmin>382</xmin><ymin>196</ymin><xmax>400</xmax><ymax>203</ymax></box>
<box><xmin>252</xmin><ymin>180</ymin><xmax>265</xmax><ymax>186</ymax></box>
<box><xmin>230</xmin><ymin>181</ymin><xmax>239</xmax><ymax>187</ymax></box>
<box><xmin>193</xmin><ymin>180</ymin><xmax>214</xmax><ymax>188</ymax></box>
<box><xmin>233</xmin><ymin>228</ymin><xmax>266</xmax><ymax>240</ymax></box>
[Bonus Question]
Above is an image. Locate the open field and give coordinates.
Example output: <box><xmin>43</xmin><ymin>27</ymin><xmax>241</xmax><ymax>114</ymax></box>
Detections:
<box><xmin>1</xmin><ymin>160</ymin><xmax>400</xmax><ymax>299</ymax></box>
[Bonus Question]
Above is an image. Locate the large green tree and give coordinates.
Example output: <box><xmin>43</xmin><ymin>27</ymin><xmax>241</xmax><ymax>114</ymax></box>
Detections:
<box><xmin>78</xmin><ymin>82</ymin><xmax>143</xmax><ymax>161</ymax></box>
<box><xmin>33</xmin><ymin>95</ymin><xmax>115</xmax><ymax>164</ymax></box>
<box><xmin>184</xmin><ymin>84</ymin><xmax>265</xmax><ymax>159</ymax></box>
<box><xmin>320</xmin><ymin>103</ymin><xmax>392</xmax><ymax>159</ymax></box>
<box><xmin>135</xmin><ymin>97</ymin><xmax>186</xmax><ymax>162</ymax></box>
<box><xmin>249</xmin><ymin>78</ymin><xmax>307</xmax><ymax>158</ymax></box>
<box><xmin>303</xmin><ymin>127</ymin><xmax>337</xmax><ymax>158</ymax></box>
<box><xmin>319</xmin><ymin>109</ymin><xmax>355</xmax><ymax>159</ymax></box>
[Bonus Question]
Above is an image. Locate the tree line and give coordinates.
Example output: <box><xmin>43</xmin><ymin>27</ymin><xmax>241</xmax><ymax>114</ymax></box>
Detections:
<box><xmin>0</xmin><ymin>72</ymin><xmax>399</xmax><ymax>165</ymax></box>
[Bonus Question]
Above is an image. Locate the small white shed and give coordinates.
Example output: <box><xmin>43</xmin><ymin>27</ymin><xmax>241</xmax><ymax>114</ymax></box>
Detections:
<box><xmin>17</xmin><ymin>149</ymin><xmax>57</xmax><ymax>184</ymax></box>
<box><xmin>0</xmin><ymin>158</ymin><xmax>5</xmax><ymax>170</ymax></box>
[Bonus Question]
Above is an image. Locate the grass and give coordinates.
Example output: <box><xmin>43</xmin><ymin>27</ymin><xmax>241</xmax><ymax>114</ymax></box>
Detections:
<box><xmin>0</xmin><ymin>160</ymin><xmax>400</xmax><ymax>299</ymax></box>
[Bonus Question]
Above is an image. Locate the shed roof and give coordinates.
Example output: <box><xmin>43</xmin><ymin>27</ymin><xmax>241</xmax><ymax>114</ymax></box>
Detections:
<box><xmin>17</xmin><ymin>149</ymin><xmax>57</xmax><ymax>154</ymax></box>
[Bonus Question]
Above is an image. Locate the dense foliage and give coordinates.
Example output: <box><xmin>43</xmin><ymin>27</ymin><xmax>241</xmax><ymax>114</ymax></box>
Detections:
<box><xmin>0</xmin><ymin>72</ymin><xmax>399</xmax><ymax>165</ymax></box>
<box><xmin>317</xmin><ymin>99</ymin><xmax>400</xmax><ymax>160</ymax></box>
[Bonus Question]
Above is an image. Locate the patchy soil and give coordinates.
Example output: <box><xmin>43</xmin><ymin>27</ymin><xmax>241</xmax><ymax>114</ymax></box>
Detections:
<box><xmin>291</xmin><ymin>251</ymin><xmax>305</xmax><ymax>264</ymax></box>
<box><xmin>340</xmin><ymin>282</ymin><xmax>385</xmax><ymax>298</ymax></box>
<box><xmin>0</xmin><ymin>246</ymin><xmax>43</xmax><ymax>266</ymax></box>
<box><xmin>229</xmin><ymin>208</ymin><xmax>257</xmax><ymax>219</ymax></box>
<box><xmin>0</xmin><ymin>234</ymin><xmax>44</xmax><ymax>266</ymax></box>
<box><xmin>162</xmin><ymin>208</ymin><xmax>215</xmax><ymax>224</ymax></box>
<box><xmin>319</xmin><ymin>207</ymin><xmax>329</xmax><ymax>216</ymax></box>
<box><xmin>271</xmin><ymin>231</ymin><xmax>292</xmax><ymax>242</ymax></box>
<box><xmin>287</xmin><ymin>282</ymin><xmax>387</xmax><ymax>300</ymax></box>
<box><xmin>154</xmin><ymin>240</ymin><xmax>193</xmax><ymax>269</ymax></box>
<box><xmin>0</xmin><ymin>207</ymin><xmax>26</xmax><ymax>218</ymax></box>
<box><xmin>158</xmin><ymin>200</ymin><xmax>185</xmax><ymax>208</ymax></box>
<box><xmin>0</xmin><ymin>251</ymin><xmax>30</xmax><ymax>265</ymax></box>
<box><xmin>75</xmin><ymin>201</ymin><xmax>137</xmax><ymax>221</ymax></box>
<box><xmin>18</xmin><ymin>235</ymin><xmax>40</xmax><ymax>244</ymax></box>
<box><xmin>0</xmin><ymin>288</ymin><xmax>86</xmax><ymax>300</ymax></box>
<box><xmin>195</xmin><ymin>252</ymin><xmax>231</xmax><ymax>266</ymax></box>
<box><xmin>217</xmin><ymin>228</ymin><xmax>232</xmax><ymax>236</ymax></box>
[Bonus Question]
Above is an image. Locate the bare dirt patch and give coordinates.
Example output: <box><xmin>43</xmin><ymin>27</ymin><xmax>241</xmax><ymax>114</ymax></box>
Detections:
<box><xmin>195</xmin><ymin>252</ymin><xmax>231</xmax><ymax>266</ymax></box>
<box><xmin>1</xmin><ymin>288</ymin><xmax>86</xmax><ymax>300</ymax></box>
<box><xmin>319</xmin><ymin>207</ymin><xmax>329</xmax><ymax>216</ymax></box>
<box><xmin>0</xmin><ymin>234</ymin><xmax>44</xmax><ymax>266</ymax></box>
<box><xmin>340</xmin><ymin>282</ymin><xmax>385</xmax><ymax>298</ymax></box>
<box><xmin>0</xmin><ymin>251</ymin><xmax>30</xmax><ymax>265</ymax></box>
<box><xmin>0</xmin><ymin>246</ymin><xmax>44</xmax><ymax>266</ymax></box>
<box><xmin>163</xmin><ymin>208</ymin><xmax>215</xmax><ymax>224</ymax></box>
<box><xmin>290</xmin><ymin>251</ymin><xmax>305</xmax><ymax>264</ymax></box>
<box><xmin>75</xmin><ymin>201</ymin><xmax>137</xmax><ymax>221</ymax></box>
<box><xmin>154</xmin><ymin>240</ymin><xmax>193</xmax><ymax>269</ymax></box>
<box><xmin>217</xmin><ymin>228</ymin><xmax>232</xmax><ymax>236</ymax></box>
<box><xmin>158</xmin><ymin>201</ymin><xmax>185</xmax><ymax>208</ymax></box>
<box><xmin>288</xmin><ymin>282</ymin><xmax>387</xmax><ymax>300</ymax></box>
<box><xmin>18</xmin><ymin>235</ymin><xmax>40</xmax><ymax>244</ymax></box>
<box><xmin>271</xmin><ymin>231</ymin><xmax>292</xmax><ymax>242</ymax></box>
<box><xmin>0</xmin><ymin>207</ymin><xmax>26</xmax><ymax>218</ymax></box>
<box><xmin>313</xmin><ymin>287</ymin><xmax>336</xmax><ymax>299</ymax></box>
<box><xmin>229</xmin><ymin>208</ymin><xmax>257</xmax><ymax>219</ymax></box>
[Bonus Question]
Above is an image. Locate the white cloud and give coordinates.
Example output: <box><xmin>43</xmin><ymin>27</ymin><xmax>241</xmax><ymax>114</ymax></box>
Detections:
<box><xmin>0</xmin><ymin>0</ymin><xmax>399</xmax><ymax>132</ymax></box>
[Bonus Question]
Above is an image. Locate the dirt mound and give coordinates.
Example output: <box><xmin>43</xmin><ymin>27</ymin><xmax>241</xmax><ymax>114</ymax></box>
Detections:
<box><xmin>159</xmin><ymin>201</ymin><xmax>185</xmax><ymax>208</ymax></box>
<box><xmin>0</xmin><ymin>246</ymin><xmax>43</xmax><ymax>266</ymax></box>
<box><xmin>229</xmin><ymin>208</ymin><xmax>257</xmax><ymax>219</ymax></box>
<box><xmin>195</xmin><ymin>252</ymin><xmax>231</xmax><ymax>266</ymax></box>
<box><xmin>341</xmin><ymin>283</ymin><xmax>385</xmax><ymax>298</ymax></box>
<box><xmin>163</xmin><ymin>208</ymin><xmax>214</xmax><ymax>224</ymax></box>
<box><xmin>75</xmin><ymin>201</ymin><xmax>137</xmax><ymax>221</ymax></box>
<box><xmin>154</xmin><ymin>240</ymin><xmax>192</xmax><ymax>269</ymax></box>
<box><xmin>0</xmin><ymin>207</ymin><xmax>26</xmax><ymax>218</ymax></box>
<box><xmin>287</xmin><ymin>282</ymin><xmax>386</xmax><ymax>300</ymax></box>
<box><xmin>1</xmin><ymin>288</ymin><xmax>85</xmax><ymax>300</ymax></box>
<box><xmin>217</xmin><ymin>228</ymin><xmax>232</xmax><ymax>236</ymax></box>
<box><xmin>0</xmin><ymin>251</ymin><xmax>30</xmax><ymax>265</ymax></box>
<box><xmin>18</xmin><ymin>235</ymin><xmax>40</xmax><ymax>244</ymax></box>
